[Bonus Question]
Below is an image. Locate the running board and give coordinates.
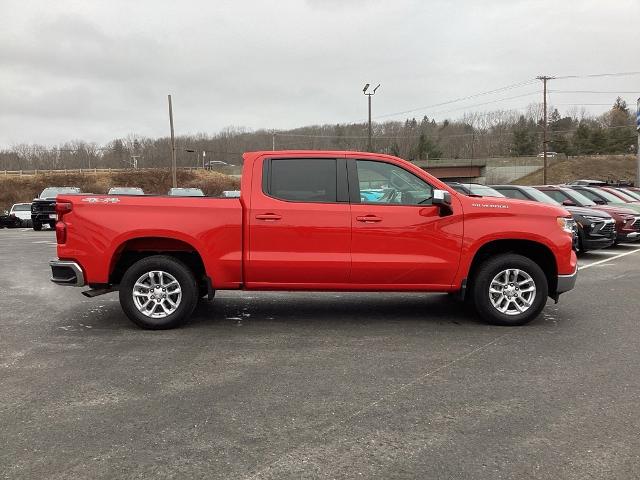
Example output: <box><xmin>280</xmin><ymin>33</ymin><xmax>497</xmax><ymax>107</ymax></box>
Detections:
<box><xmin>82</xmin><ymin>287</ymin><xmax>116</xmax><ymax>298</ymax></box>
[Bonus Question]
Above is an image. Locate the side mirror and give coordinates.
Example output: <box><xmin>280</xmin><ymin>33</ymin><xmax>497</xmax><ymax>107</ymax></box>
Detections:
<box><xmin>433</xmin><ymin>189</ymin><xmax>452</xmax><ymax>216</ymax></box>
<box><xmin>562</xmin><ymin>199</ymin><xmax>576</xmax><ymax>206</ymax></box>
<box><xmin>594</xmin><ymin>198</ymin><xmax>606</xmax><ymax>205</ymax></box>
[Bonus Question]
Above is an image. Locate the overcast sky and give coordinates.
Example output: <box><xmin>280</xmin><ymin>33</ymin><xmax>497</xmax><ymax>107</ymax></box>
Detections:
<box><xmin>1</xmin><ymin>0</ymin><xmax>639</xmax><ymax>147</ymax></box>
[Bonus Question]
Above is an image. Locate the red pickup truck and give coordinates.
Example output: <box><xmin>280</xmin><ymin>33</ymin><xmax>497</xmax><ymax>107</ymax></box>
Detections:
<box><xmin>50</xmin><ymin>151</ymin><xmax>577</xmax><ymax>329</ymax></box>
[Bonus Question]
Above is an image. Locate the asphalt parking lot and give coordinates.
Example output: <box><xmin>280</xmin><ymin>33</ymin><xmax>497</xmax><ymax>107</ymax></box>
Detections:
<box><xmin>1</xmin><ymin>228</ymin><xmax>640</xmax><ymax>479</ymax></box>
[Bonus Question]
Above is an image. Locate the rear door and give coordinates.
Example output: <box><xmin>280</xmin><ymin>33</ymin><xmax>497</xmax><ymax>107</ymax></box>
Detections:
<box><xmin>246</xmin><ymin>156</ymin><xmax>351</xmax><ymax>287</ymax></box>
<box><xmin>348</xmin><ymin>157</ymin><xmax>464</xmax><ymax>288</ymax></box>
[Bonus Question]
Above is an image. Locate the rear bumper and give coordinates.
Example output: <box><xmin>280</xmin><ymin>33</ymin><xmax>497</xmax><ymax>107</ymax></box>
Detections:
<box><xmin>49</xmin><ymin>259</ymin><xmax>85</xmax><ymax>287</ymax></box>
<box><xmin>556</xmin><ymin>266</ymin><xmax>578</xmax><ymax>294</ymax></box>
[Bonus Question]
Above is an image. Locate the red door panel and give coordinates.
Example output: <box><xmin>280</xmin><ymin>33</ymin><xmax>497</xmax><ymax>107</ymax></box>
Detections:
<box><xmin>246</xmin><ymin>157</ymin><xmax>351</xmax><ymax>286</ymax></box>
<box><xmin>350</xmin><ymin>203</ymin><xmax>463</xmax><ymax>287</ymax></box>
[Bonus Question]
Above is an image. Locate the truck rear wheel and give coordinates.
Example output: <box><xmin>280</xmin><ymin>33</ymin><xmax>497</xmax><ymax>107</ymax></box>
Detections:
<box><xmin>119</xmin><ymin>255</ymin><xmax>198</xmax><ymax>330</ymax></box>
<box><xmin>472</xmin><ymin>254</ymin><xmax>548</xmax><ymax>326</ymax></box>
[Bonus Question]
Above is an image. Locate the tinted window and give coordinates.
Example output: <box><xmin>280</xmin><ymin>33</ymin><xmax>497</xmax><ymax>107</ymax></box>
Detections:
<box><xmin>542</xmin><ymin>189</ymin><xmax>570</xmax><ymax>203</ymax></box>
<box><xmin>356</xmin><ymin>160</ymin><xmax>433</xmax><ymax>205</ymax></box>
<box><xmin>268</xmin><ymin>159</ymin><xmax>337</xmax><ymax>202</ymax></box>
<box><xmin>498</xmin><ymin>188</ymin><xmax>529</xmax><ymax>200</ymax></box>
<box><xmin>521</xmin><ymin>187</ymin><xmax>560</xmax><ymax>205</ymax></box>
<box><xmin>12</xmin><ymin>204</ymin><xmax>31</xmax><ymax>211</ymax></box>
<box><xmin>577</xmin><ymin>189</ymin><xmax>605</xmax><ymax>203</ymax></box>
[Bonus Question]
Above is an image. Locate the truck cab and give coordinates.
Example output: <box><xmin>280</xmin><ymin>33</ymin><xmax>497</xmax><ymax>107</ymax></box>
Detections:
<box><xmin>50</xmin><ymin>151</ymin><xmax>577</xmax><ymax>329</ymax></box>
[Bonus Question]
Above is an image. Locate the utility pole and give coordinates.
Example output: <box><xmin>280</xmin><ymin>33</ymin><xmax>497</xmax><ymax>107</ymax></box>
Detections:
<box><xmin>635</xmin><ymin>97</ymin><xmax>640</xmax><ymax>187</ymax></box>
<box><xmin>536</xmin><ymin>76</ymin><xmax>554</xmax><ymax>184</ymax></box>
<box><xmin>168</xmin><ymin>94</ymin><xmax>177</xmax><ymax>188</ymax></box>
<box><xmin>363</xmin><ymin>83</ymin><xmax>380</xmax><ymax>152</ymax></box>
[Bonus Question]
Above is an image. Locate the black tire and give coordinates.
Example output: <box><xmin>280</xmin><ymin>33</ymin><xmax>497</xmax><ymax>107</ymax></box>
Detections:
<box><xmin>119</xmin><ymin>255</ymin><xmax>198</xmax><ymax>330</ymax></box>
<box><xmin>472</xmin><ymin>253</ymin><xmax>548</xmax><ymax>326</ymax></box>
<box><xmin>33</xmin><ymin>222</ymin><xmax>42</xmax><ymax>231</ymax></box>
<box><xmin>577</xmin><ymin>231</ymin><xmax>588</xmax><ymax>254</ymax></box>
<box><xmin>49</xmin><ymin>221</ymin><xmax>56</xmax><ymax>229</ymax></box>
<box><xmin>199</xmin><ymin>283</ymin><xmax>216</xmax><ymax>300</ymax></box>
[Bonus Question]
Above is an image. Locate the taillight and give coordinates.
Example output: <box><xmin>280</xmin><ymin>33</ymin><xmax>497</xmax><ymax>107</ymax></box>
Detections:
<box><xmin>55</xmin><ymin>202</ymin><xmax>72</xmax><ymax>244</ymax></box>
<box><xmin>55</xmin><ymin>202</ymin><xmax>72</xmax><ymax>216</ymax></box>
<box><xmin>55</xmin><ymin>221</ymin><xmax>67</xmax><ymax>244</ymax></box>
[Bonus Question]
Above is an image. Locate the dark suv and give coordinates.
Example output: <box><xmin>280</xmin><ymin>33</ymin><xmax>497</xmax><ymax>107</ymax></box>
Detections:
<box><xmin>534</xmin><ymin>185</ymin><xmax>640</xmax><ymax>244</ymax></box>
<box><xmin>492</xmin><ymin>185</ymin><xmax>615</xmax><ymax>253</ymax></box>
<box><xmin>31</xmin><ymin>187</ymin><xmax>81</xmax><ymax>231</ymax></box>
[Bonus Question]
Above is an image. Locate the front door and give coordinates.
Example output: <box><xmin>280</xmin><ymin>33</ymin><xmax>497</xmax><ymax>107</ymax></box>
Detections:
<box><xmin>246</xmin><ymin>156</ymin><xmax>351</xmax><ymax>287</ymax></box>
<box><xmin>348</xmin><ymin>158</ymin><xmax>463</xmax><ymax>288</ymax></box>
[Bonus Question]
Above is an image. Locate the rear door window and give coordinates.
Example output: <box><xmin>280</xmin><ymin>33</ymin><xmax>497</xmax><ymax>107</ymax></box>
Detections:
<box><xmin>266</xmin><ymin>159</ymin><xmax>338</xmax><ymax>203</ymax></box>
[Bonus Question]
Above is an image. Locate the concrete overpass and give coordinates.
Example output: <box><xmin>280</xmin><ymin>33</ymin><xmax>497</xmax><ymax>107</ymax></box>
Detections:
<box><xmin>412</xmin><ymin>156</ymin><xmax>551</xmax><ymax>184</ymax></box>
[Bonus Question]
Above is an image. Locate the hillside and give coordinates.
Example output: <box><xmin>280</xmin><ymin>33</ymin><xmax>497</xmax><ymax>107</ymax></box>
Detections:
<box><xmin>515</xmin><ymin>155</ymin><xmax>637</xmax><ymax>185</ymax></box>
<box><xmin>0</xmin><ymin>169</ymin><xmax>239</xmax><ymax>211</ymax></box>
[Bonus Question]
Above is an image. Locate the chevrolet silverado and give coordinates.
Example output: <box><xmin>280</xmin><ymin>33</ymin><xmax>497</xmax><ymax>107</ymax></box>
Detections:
<box><xmin>49</xmin><ymin>151</ymin><xmax>577</xmax><ymax>329</ymax></box>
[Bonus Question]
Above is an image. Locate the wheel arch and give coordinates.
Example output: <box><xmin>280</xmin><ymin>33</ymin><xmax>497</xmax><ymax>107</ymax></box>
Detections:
<box><xmin>108</xmin><ymin>235</ymin><xmax>207</xmax><ymax>286</ymax></box>
<box><xmin>465</xmin><ymin>239</ymin><xmax>558</xmax><ymax>298</ymax></box>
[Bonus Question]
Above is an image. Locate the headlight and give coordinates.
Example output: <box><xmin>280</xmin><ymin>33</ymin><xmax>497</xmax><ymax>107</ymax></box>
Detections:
<box><xmin>557</xmin><ymin>216</ymin><xmax>576</xmax><ymax>234</ymax></box>
<box><xmin>583</xmin><ymin>215</ymin><xmax>605</xmax><ymax>222</ymax></box>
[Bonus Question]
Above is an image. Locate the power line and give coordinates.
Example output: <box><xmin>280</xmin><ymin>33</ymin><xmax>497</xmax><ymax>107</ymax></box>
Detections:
<box><xmin>554</xmin><ymin>71</ymin><xmax>640</xmax><ymax>80</ymax></box>
<box><xmin>549</xmin><ymin>90</ymin><xmax>640</xmax><ymax>94</ymax></box>
<box><xmin>371</xmin><ymin>79</ymin><xmax>538</xmax><ymax>120</ymax></box>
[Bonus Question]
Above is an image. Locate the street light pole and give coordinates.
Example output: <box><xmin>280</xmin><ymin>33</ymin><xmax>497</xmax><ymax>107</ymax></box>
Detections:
<box><xmin>536</xmin><ymin>76</ymin><xmax>554</xmax><ymax>184</ymax></box>
<box><xmin>363</xmin><ymin>83</ymin><xmax>380</xmax><ymax>152</ymax></box>
<box><xmin>168</xmin><ymin>94</ymin><xmax>177</xmax><ymax>188</ymax></box>
<box><xmin>636</xmin><ymin>97</ymin><xmax>640</xmax><ymax>187</ymax></box>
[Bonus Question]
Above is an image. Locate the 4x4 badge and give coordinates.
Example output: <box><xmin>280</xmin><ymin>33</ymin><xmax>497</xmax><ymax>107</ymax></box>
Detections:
<box><xmin>81</xmin><ymin>197</ymin><xmax>120</xmax><ymax>204</ymax></box>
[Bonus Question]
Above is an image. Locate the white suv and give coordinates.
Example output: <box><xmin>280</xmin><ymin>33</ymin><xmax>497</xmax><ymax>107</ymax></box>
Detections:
<box><xmin>9</xmin><ymin>203</ymin><xmax>32</xmax><ymax>227</ymax></box>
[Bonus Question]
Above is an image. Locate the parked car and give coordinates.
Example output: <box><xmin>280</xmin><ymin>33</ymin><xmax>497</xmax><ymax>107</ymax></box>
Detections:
<box><xmin>598</xmin><ymin>186</ymin><xmax>640</xmax><ymax>204</ymax></box>
<box><xmin>222</xmin><ymin>190</ymin><xmax>241</xmax><ymax>198</ymax></box>
<box><xmin>0</xmin><ymin>211</ymin><xmax>22</xmax><ymax>228</ymax></box>
<box><xmin>107</xmin><ymin>187</ymin><xmax>145</xmax><ymax>195</ymax></box>
<box><xmin>568</xmin><ymin>186</ymin><xmax>640</xmax><ymax>214</ymax></box>
<box><xmin>566</xmin><ymin>179</ymin><xmax>606</xmax><ymax>186</ymax></box>
<box><xmin>204</xmin><ymin>160</ymin><xmax>231</xmax><ymax>169</ymax></box>
<box><xmin>491</xmin><ymin>185</ymin><xmax>614</xmax><ymax>253</ymax></box>
<box><xmin>167</xmin><ymin>187</ymin><xmax>205</xmax><ymax>197</ymax></box>
<box><xmin>9</xmin><ymin>203</ymin><xmax>32</xmax><ymax>227</ymax></box>
<box><xmin>537</xmin><ymin>152</ymin><xmax>558</xmax><ymax>158</ymax></box>
<box><xmin>534</xmin><ymin>185</ymin><xmax>640</xmax><ymax>243</ymax></box>
<box><xmin>50</xmin><ymin>150</ymin><xmax>577</xmax><ymax>329</ymax></box>
<box><xmin>611</xmin><ymin>187</ymin><xmax>640</xmax><ymax>201</ymax></box>
<box><xmin>31</xmin><ymin>187</ymin><xmax>81</xmax><ymax>231</ymax></box>
<box><xmin>444</xmin><ymin>181</ymin><xmax>505</xmax><ymax>197</ymax></box>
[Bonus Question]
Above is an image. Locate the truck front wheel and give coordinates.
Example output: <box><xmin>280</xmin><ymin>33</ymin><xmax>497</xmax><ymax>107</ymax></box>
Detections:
<box><xmin>472</xmin><ymin>254</ymin><xmax>548</xmax><ymax>326</ymax></box>
<box><xmin>33</xmin><ymin>222</ymin><xmax>42</xmax><ymax>231</ymax></box>
<box><xmin>119</xmin><ymin>255</ymin><xmax>198</xmax><ymax>329</ymax></box>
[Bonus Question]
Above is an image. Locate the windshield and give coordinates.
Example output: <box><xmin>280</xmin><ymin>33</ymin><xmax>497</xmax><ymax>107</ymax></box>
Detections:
<box><xmin>12</xmin><ymin>204</ymin><xmax>31</xmax><ymax>211</ymax></box>
<box><xmin>607</xmin><ymin>189</ymin><xmax>636</xmax><ymax>202</ymax></box>
<box><xmin>40</xmin><ymin>187</ymin><xmax>80</xmax><ymax>198</ymax></box>
<box><xmin>620</xmin><ymin>188</ymin><xmax>640</xmax><ymax>201</ymax></box>
<box><xmin>522</xmin><ymin>187</ymin><xmax>560</xmax><ymax>205</ymax></box>
<box><xmin>562</xmin><ymin>188</ymin><xmax>596</xmax><ymax>206</ymax></box>
<box><xmin>589</xmin><ymin>188</ymin><xmax>626</xmax><ymax>203</ymax></box>
<box><xmin>466</xmin><ymin>184</ymin><xmax>505</xmax><ymax>197</ymax></box>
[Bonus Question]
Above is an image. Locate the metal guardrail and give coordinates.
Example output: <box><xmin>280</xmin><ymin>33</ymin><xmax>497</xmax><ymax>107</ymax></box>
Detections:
<box><xmin>0</xmin><ymin>166</ymin><xmax>227</xmax><ymax>176</ymax></box>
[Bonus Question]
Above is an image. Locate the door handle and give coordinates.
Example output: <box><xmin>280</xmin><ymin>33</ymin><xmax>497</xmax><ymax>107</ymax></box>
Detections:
<box><xmin>356</xmin><ymin>215</ymin><xmax>382</xmax><ymax>223</ymax></box>
<box><xmin>255</xmin><ymin>213</ymin><xmax>282</xmax><ymax>221</ymax></box>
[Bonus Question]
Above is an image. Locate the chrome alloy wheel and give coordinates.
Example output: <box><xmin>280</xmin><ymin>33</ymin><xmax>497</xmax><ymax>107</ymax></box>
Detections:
<box><xmin>489</xmin><ymin>268</ymin><xmax>536</xmax><ymax>316</ymax></box>
<box><xmin>132</xmin><ymin>270</ymin><xmax>182</xmax><ymax>318</ymax></box>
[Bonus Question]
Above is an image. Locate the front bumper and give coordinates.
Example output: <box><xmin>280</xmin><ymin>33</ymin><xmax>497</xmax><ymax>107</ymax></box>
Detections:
<box><xmin>49</xmin><ymin>259</ymin><xmax>85</xmax><ymax>287</ymax></box>
<box><xmin>556</xmin><ymin>266</ymin><xmax>578</xmax><ymax>294</ymax></box>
